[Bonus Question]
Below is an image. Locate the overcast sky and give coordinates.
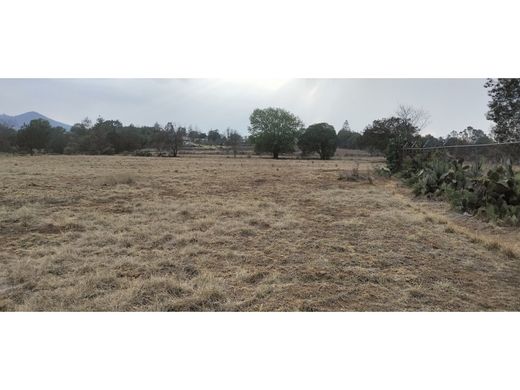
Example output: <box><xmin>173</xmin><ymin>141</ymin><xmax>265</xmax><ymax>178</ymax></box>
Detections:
<box><xmin>0</xmin><ymin>79</ymin><xmax>493</xmax><ymax>137</ymax></box>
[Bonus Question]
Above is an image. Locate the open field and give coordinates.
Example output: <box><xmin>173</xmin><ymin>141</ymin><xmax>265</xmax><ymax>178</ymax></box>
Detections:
<box><xmin>0</xmin><ymin>154</ymin><xmax>519</xmax><ymax>311</ymax></box>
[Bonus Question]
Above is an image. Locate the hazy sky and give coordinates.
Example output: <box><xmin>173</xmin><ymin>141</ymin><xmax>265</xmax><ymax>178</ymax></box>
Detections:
<box><xmin>0</xmin><ymin>79</ymin><xmax>493</xmax><ymax>137</ymax></box>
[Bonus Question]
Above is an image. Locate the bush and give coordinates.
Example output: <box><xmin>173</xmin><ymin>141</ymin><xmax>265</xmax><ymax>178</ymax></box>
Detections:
<box><xmin>386</xmin><ymin>138</ymin><xmax>404</xmax><ymax>173</ymax></box>
<box><xmin>409</xmin><ymin>158</ymin><xmax>471</xmax><ymax>196</ymax></box>
<box><xmin>404</xmin><ymin>156</ymin><xmax>520</xmax><ymax>225</ymax></box>
<box><xmin>134</xmin><ymin>150</ymin><xmax>153</xmax><ymax>157</ymax></box>
<box><xmin>95</xmin><ymin>174</ymin><xmax>135</xmax><ymax>186</ymax></box>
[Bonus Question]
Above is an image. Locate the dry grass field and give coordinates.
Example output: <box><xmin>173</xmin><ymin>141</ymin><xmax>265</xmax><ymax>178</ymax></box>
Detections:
<box><xmin>0</xmin><ymin>154</ymin><xmax>519</xmax><ymax>311</ymax></box>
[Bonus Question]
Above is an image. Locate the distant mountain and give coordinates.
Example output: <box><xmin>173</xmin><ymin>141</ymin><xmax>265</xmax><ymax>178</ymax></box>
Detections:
<box><xmin>0</xmin><ymin>111</ymin><xmax>71</xmax><ymax>130</ymax></box>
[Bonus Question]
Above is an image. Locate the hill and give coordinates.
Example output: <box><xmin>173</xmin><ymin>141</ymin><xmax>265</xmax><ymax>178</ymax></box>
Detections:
<box><xmin>0</xmin><ymin>111</ymin><xmax>71</xmax><ymax>130</ymax></box>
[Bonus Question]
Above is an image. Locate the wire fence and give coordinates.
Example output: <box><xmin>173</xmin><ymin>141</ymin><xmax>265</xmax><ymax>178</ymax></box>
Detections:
<box><xmin>402</xmin><ymin>141</ymin><xmax>520</xmax><ymax>166</ymax></box>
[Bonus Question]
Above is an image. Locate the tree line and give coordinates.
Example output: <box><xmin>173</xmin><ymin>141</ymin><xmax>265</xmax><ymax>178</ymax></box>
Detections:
<box><xmin>0</xmin><ymin>111</ymin><xmax>501</xmax><ymax>159</ymax></box>
<box><xmin>248</xmin><ymin>79</ymin><xmax>519</xmax><ymax>160</ymax></box>
<box><xmin>1</xmin><ymin>79</ymin><xmax>517</xmax><ymax>158</ymax></box>
<box><xmin>248</xmin><ymin>105</ymin><xmax>497</xmax><ymax>160</ymax></box>
<box><xmin>0</xmin><ymin>117</ymin><xmax>244</xmax><ymax>156</ymax></box>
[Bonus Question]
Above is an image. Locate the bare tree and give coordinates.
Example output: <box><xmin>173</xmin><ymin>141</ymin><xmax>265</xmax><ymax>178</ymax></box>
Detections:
<box><xmin>164</xmin><ymin>122</ymin><xmax>186</xmax><ymax>157</ymax></box>
<box><xmin>396</xmin><ymin>105</ymin><xmax>431</xmax><ymax>131</ymax></box>
<box><xmin>226</xmin><ymin>127</ymin><xmax>243</xmax><ymax>158</ymax></box>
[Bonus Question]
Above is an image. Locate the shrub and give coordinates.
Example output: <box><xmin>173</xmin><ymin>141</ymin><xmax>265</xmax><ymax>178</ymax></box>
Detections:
<box><xmin>374</xmin><ymin>166</ymin><xmax>392</xmax><ymax>177</ymax></box>
<box><xmin>95</xmin><ymin>174</ymin><xmax>135</xmax><ymax>186</ymax></box>
<box><xmin>134</xmin><ymin>150</ymin><xmax>153</xmax><ymax>157</ymax></box>
<box><xmin>386</xmin><ymin>138</ymin><xmax>404</xmax><ymax>173</ymax></box>
<box><xmin>338</xmin><ymin>163</ymin><xmax>373</xmax><ymax>183</ymax></box>
<box><xmin>404</xmin><ymin>156</ymin><xmax>520</xmax><ymax>225</ymax></box>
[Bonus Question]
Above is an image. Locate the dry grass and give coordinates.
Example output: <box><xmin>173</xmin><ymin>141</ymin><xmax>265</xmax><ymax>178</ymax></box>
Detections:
<box><xmin>0</xmin><ymin>154</ymin><xmax>518</xmax><ymax>311</ymax></box>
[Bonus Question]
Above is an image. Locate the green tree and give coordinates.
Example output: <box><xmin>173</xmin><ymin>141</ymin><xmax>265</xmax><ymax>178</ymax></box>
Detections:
<box><xmin>444</xmin><ymin>130</ymin><xmax>466</xmax><ymax>146</ymax></box>
<box><xmin>207</xmin><ymin>129</ymin><xmax>222</xmax><ymax>145</ymax></box>
<box><xmin>46</xmin><ymin>126</ymin><xmax>69</xmax><ymax>154</ymax></box>
<box><xmin>340</xmin><ymin>120</ymin><xmax>351</xmax><ymax>132</ymax></box>
<box><xmin>337</xmin><ymin>120</ymin><xmax>361</xmax><ymax>149</ymax></box>
<box><xmin>113</xmin><ymin>125</ymin><xmax>146</xmax><ymax>152</ymax></box>
<box><xmin>16</xmin><ymin>119</ymin><xmax>51</xmax><ymax>155</ymax></box>
<box><xmin>73</xmin><ymin>117</ymin><xmax>120</xmax><ymax>154</ymax></box>
<box><xmin>248</xmin><ymin>107</ymin><xmax>304</xmax><ymax>159</ymax></box>
<box><xmin>459</xmin><ymin>126</ymin><xmax>494</xmax><ymax>144</ymax></box>
<box><xmin>485</xmin><ymin>78</ymin><xmax>520</xmax><ymax>142</ymax></box>
<box><xmin>420</xmin><ymin>134</ymin><xmax>443</xmax><ymax>148</ymax></box>
<box><xmin>298</xmin><ymin>123</ymin><xmax>337</xmax><ymax>160</ymax></box>
<box><xmin>0</xmin><ymin>123</ymin><xmax>17</xmax><ymax>152</ymax></box>
<box><xmin>188</xmin><ymin>129</ymin><xmax>203</xmax><ymax>143</ymax></box>
<box><xmin>67</xmin><ymin>117</ymin><xmax>92</xmax><ymax>153</ymax></box>
<box><xmin>92</xmin><ymin>118</ymin><xmax>123</xmax><ymax>154</ymax></box>
<box><xmin>361</xmin><ymin>117</ymin><xmax>418</xmax><ymax>153</ymax></box>
<box><xmin>361</xmin><ymin>117</ymin><xmax>419</xmax><ymax>172</ymax></box>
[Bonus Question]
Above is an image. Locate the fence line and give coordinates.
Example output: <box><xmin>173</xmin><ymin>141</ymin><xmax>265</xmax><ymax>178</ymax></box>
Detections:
<box><xmin>402</xmin><ymin>141</ymin><xmax>520</xmax><ymax>151</ymax></box>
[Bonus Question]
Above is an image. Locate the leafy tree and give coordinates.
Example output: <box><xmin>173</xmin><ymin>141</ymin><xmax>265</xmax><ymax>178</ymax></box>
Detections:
<box><xmin>136</xmin><ymin>125</ymin><xmax>159</xmax><ymax>148</ymax></box>
<box><xmin>114</xmin><ymin>126</ymin><xmax>146</xmax><ymax>152</ymax></box>
<box><xmin>67</xmin><ymin>117</ymin><xmax>93</xmax><ymax>153</ymax></box>
<box><xmin>88</xmin><ymin>118</ymin><xmax>122</xmax><ymax>154</ymax></box>
<box><xmin>360</xmin><ymin>121</ymin><xmax>390</xmax><ymax>153</ymax></box>
<box><xmin>361</xmin><ymin>117</ymin><xmax>419</xmax><ymax>172</ymax></box>
<box><xmin>207</xmin><ymin>129</ymin><xmax>222</xmax><ymax>145</ymax></box>
<box><xmin>340</xmin><ymin>120</ymin><xmax>351</xmax><ymax>132</ymax></box>
<box><xmin>459</xmin><ymin>126</ymin><xmax>493</xmax><ymax>144</ymax></box>
<box><xmin>440</xmin><ymin>127</ymin><xmax>494</xmax><ymax>147</ymax></box>
<box><xmin>298</xmin><ymin>123</ymin><xmax>337</xmax><ymax>160</ymax></box>
<box><xmin>385</xmin><ymin>138</ymin><xmax>403</xmax><ymax>173</ymax></box>
<box><xmin>226</xmin><ymin>128</ymin><xmax>243</xmax><ymax>157</ymax></box>
<box><xmin>0</xmin><ymin>123</ymin><xmax>17</xmax><ymax>152</ymax></box>
<box><xmin>419</xmin><ymin>134</ymin><xmax>444</xmax><ymax>148</ymax></box>
<box><xmin>188</xmin><ymin>129</ymin><xmax>204</xmax><ymax>143</ymax></box>
<box><xmin>337</xmin><ymin>120</ymin><xmax>361</xmax><ymax>149</ymax></box>
<box><xmin>46</xmin><ymin>126</ymin><xmax>69</xmax><ymax>154</ymax></box>
<box><xmin>248</xmin><ymin>107</ymin><xmax>304</xmax><ymax>159</ymax></box>
<box><xmin>485</xmin><ymin>78</ymin><xmax>520</xmax><ymax>142</ymax></box>
<box><xmin>16</xmin><ymin>119</ymin><xmax>51</xmax><ymax>155</ymax></box>
<box><xmin>361</xmin><ymin>117</ymin><xmax>419</xmax><ymax>153</ymax></box>
<box><xmin>444</xmin><ymin>130</ymin><xmax>466</xmax><ymax>146</ymax></box>
<box><xmin>71</xmin><ymin>117</ymin><xmax>92</xmax><ymax>131</ymax></box>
